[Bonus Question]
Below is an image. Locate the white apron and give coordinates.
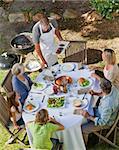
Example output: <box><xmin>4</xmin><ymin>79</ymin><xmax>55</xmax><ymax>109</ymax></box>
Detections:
<box><xmin>39</xmin><ymin>23</ymin><xmax>58</xmax><ymax>67</ymax></box>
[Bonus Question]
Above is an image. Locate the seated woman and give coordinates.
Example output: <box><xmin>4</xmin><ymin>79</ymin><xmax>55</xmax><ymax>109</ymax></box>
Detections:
<box><xmin>27</xmin><ymin>109</ymin><xmax>64</xmax><ymax>150</ymax></box>
<box><xmin>7</xmin><ymin>91</ymin><xmax>24</xmax><ymax>129</ymax></box>
<box><xmin>12</xmin><ymin>63</ymin><xmax>33</xmax><ymax>106</ymax></box>
<box><xmin>91</xmin><ymin>49</ymin><xmax>119</xmax><ymax>90</ymax></box>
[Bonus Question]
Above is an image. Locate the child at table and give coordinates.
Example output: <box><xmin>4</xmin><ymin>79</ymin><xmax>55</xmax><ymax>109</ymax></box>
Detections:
<box><xmin>8</xmin><ymin>91</ymin><xmax>25</xmax><ymax>129</ymax></box>
<box><xmin>27</xmin><ymin>109</ymin><xmax>64</xmax><ymax>150</ymax></box>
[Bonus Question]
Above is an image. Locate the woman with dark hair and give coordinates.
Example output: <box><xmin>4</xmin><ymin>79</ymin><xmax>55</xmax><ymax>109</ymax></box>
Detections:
<box><xmin>27</xmin><ymin>109</ymin><xmax>64</xmax><ymax>150</ymax></box>
<box><xmin>8</xmin><ymin>91</ymin><xmax>24</xmax><ymax>129</ymax></box>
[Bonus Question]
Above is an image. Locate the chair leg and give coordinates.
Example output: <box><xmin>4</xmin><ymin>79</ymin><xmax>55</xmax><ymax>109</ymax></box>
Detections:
<box><xmin>99</xmin><ymin>130</ymin><xmax>102</xmax><ymax>143</ymax></box>
<box><xmin>113</xmin><ymin>128</ymin><xmax>117</xmax><ymax>144</ymax></box>
<box><xmin>58</xmin><ymin>143</ymin><xmax>63</xmax><ymax>150</ymax></box>
<box><xmin>17</xmin><ymin>138</ymin><xmax>26</xmax><ymax>146</ymax></box>
<box><xmin>83</xmin><ymin>133</ymin><xmax>89</xmax><ymax>145</ymax></box>
<box><xmin>6</xmin><ymin>128</ymin><xmax>26</xmax><ymax>146</ymax></box>
<box><xmin>22</xmin><ymin>132</ymin><xmax>27</xmax><ymax>143</ymax></box>
<box><xmin>94</xmin><ymin>131</ymin><xmax>119</xmax><ymax>149</ymax></box>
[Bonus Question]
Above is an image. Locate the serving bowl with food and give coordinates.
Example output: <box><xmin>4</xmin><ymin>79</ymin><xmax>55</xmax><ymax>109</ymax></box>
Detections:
<box><xmin>73</xmin><ymin>98</ymin><xmax>88</xmax><ymax>109</ymax></box>
<box><xmin>47</xmin><ymin>96</ymin><xmax>65</xmax><ymax>108</ymax></box>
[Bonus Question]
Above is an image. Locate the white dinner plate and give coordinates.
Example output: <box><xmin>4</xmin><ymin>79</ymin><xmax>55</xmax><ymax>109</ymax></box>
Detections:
<box><xmin>61</xmin><ymin>63</ymin><xmax>75</xmax><ymax>72</ymax></box>
<box><xmin>33</xmin><ymin>82</ymin><xmax>47</xmax><ymax>91</ymax></box>
<box><xmin>23</xmin><ymin>101</ymin><xmax>39</xmax><ymax>113</ymax></box>
<box><xmin>77</xmin><ymin>78</ymin><xmax>93</xmax><ymax>89</ymax></box>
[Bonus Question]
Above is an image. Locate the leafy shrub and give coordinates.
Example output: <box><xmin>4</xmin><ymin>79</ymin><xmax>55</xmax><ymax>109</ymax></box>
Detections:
<box><xmin>90</xmin><ymin>0</ymin><xmax>119</xmax><ymax>19</ymax></box>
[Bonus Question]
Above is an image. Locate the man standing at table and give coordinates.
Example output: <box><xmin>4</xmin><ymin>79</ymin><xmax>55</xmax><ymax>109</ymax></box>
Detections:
<box><xmin>32</xmin><ymin>14</ymin><xmax>63</xmax><ymax>67</ymax></box>
<box><xmin>80</xmin><ymin>78</ymin><xmax>119</xmax><ymax>144</ymax></box>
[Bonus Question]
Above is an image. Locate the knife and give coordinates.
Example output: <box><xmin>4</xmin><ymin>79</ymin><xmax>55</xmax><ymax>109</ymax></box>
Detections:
<box><xmin>42</xmin><ymin>95</ymin><xmax>45</xmax><ymax>103</ymax></box>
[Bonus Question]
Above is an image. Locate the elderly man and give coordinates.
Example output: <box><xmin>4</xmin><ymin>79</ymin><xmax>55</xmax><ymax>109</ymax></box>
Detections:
<box><xmin>80</xmin><ymin>78</ymin><xmax>119</xmax><ymax>144</ymax></box>
<box><xmin>32</xmin><ymin>14</ymin><xmax>63</xmax><ymax>67</ymax></box>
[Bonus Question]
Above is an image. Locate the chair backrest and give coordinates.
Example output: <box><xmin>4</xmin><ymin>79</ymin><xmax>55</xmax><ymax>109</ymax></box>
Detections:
<box><xmin>64</xmin><ymin>41</ymin><xmax>87</xmax><ymax>64</ymax></box>
<box><xmin>0</xmin><ymin>93</ymin><xmax>10</xmax><ymax>127</ymax></box>
<box><xmin>87</xmin><ymin>48</ymin><xmax>102</xmax><ymax>65</ymax></box>
<box><xmin>1</xmin><ymin>69</ymin><xmax>13</xmax><ymax>93</ymax></box>
<box><xmin>105</xmin><ymin>111</ymin><xmax>119</xmax><ymax>138</ymax></box>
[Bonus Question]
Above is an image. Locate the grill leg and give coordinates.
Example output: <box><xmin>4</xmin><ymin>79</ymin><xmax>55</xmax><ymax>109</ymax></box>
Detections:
<box><xmin>19</xmin><ymin>55</ymin><xmax>23</xmax><ymax>64</ymax></box>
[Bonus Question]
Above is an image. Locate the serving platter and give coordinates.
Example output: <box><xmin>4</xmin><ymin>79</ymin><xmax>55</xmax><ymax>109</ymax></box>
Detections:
<box><xmin>47</xmin><ymin>95</ymin><xmax>65</xmax><ymax>108</ymax></box>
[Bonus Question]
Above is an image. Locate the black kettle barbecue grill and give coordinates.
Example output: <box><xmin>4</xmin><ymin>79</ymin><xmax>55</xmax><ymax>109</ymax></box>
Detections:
<box><xmin>10</xmin><ymin>33</ymin><xmax>34</xmax><ymax>63</ymax></box>
<box><xmin>11</xmin><ymin>34</ymin><xmax>34</xmax><ymax>55</ymax></box>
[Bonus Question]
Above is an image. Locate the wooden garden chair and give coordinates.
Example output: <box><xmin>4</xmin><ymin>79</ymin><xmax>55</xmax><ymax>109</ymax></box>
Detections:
<box><xmin>0</xmin><ymin>93</ymin><xmax>26</xmax><ymax>145</ymax></box>
<box><xmin>1</xmin><ymin>69</ymin><xmax>13</xmax><ymax>93</ymax></box>
<box><xmin>64</xmin><ymin>41</ymin><xmax>87</xmax><ymax>64</ymax></box>
<box><xmin>82</xmin><ymin>112</ymin><xmax>119</xmax><ymax>149</ymax></box>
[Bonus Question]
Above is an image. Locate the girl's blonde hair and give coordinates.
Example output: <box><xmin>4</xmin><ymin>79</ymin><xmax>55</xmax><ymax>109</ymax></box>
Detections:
<box><xmin>35</xmin><ymin>109</ymin><xmax>49</xmax><ymax>125</ymax></box>
<box><xmin>103</xmin><ymin>49</ymin><xmax>116</xmax><ymax>65</ymax></box>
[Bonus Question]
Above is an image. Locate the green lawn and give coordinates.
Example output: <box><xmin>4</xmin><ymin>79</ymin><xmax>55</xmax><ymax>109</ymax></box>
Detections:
<box><xmin>0</xmin><ymin>124</ymin><xmax>28</xmax><ymax>150</ymax></box>
<box><xmin>0</xmin><ymin>69</ymin><xmax>118</xmax><ymax>150</ymax></box>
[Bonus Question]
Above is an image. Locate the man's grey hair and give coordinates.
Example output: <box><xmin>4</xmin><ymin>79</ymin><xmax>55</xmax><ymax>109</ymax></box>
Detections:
<box><xmin>100</xmin><ymin>78</ymin><xmax>112</xmax><ymax>94</ymax></box>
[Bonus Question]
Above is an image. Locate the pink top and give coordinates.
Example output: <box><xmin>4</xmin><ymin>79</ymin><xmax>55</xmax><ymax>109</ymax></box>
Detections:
<box><xmin>103</xmin><ymin>64</ymin><xmax>119</xmax><ymax>90</ymax></box>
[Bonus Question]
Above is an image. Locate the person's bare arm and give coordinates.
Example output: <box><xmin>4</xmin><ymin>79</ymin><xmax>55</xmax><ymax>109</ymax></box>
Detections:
<box><xmin>11</xmin><ymin>112</ymin><xmax>20</xmax><ymax>129</ymax></box>
<box><xmin>26</xmin><ymin>121</ymin><xmax>34</xmax><ymax>127</ymax></box>
<box><xmin>79</xmin><ymin>110</ymin><xmax>95</xmax><ymax>122</ymax></box>
<box><xmin>55</xmin><ymin>29</ymin><xmax>63</xmax><ymax>41</ymax></box>
<box><xmin>49</xmin><ymin>117</ymin><xmax>64</xmax><ymax>130</ymax></box>
<box><xmin>91</xmin><ymin>73</ymin><xmax>101</xmax><ymax>81</ymax></box>
<box><xmin>89</xmin><ymin>90</ymin><xmax>103</xmax><ymax>97</ymax></box>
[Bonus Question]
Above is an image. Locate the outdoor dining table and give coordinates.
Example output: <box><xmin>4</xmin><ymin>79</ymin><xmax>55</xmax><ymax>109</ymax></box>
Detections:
<box><xmin>22</xmin><ymin>62</ymin><xmax>99</xmax><ymax>150</ymax></box>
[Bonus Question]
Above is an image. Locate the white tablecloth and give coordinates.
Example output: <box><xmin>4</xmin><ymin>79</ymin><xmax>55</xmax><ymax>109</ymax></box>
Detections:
<box><xmin>22</xmin><ymin>63</ymin><xmax>96</xmax><ymax>150</ymax></box>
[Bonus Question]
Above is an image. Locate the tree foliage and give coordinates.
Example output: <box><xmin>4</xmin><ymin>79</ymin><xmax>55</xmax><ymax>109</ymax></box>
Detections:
<box><xmin>90</xmin><ymin>0</ymin><xmax>119</xmax><ymax>19</ymax></box>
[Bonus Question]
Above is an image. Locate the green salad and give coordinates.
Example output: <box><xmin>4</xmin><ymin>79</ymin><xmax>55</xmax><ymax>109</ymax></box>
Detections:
<box><xmin>30</xmin><ymin>72</ymin><xmax>39</xmax><ymax>81</ymax></box>
<box><xmin>80</xmin><ymin>80</ymin><xmax>90</xmax><ymax>87</ymax></box>
<box><xmin>47</xmin><ymin>96</ymin><xmax>65</xmax><ymax>108</ymax></box>
<box><xmin>34</xmin><ymin>83</ymin><xmax>44</xmax><ymax>88</ymax></box>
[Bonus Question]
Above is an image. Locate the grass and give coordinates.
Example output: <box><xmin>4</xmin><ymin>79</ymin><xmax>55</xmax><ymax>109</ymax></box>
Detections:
<box><xmin>0</xmin><ymin>69</ymin><xmax>119</xmax><ymax>150</ymax></box>
<box><xmin>0</xmin><ymin>69</ymin><xmax>27</xmax><ymax>149</ymax></box>
<box><xmin>0</xmin><ymin>124</ymin><xmax>26</xmax><ymax>150</ymax></box>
